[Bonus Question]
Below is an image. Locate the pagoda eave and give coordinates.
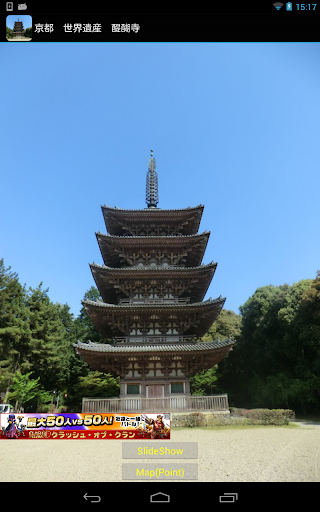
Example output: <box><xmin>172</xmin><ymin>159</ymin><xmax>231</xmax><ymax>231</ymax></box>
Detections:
<box><xmin>82</xmin><ymin>296</ymin><xmax>226</xmax><ymax>339</ymax></box>
<box><xmin>101</xmin><ymin>204</ymin><xmax>204</xmax><ymax>236</ymax></box>
<box><xmin>90</xmin><ymin>261</ymin><xmax>218</xmax><ymax>304</ymax></box>
<box><xmin>96</xmin><ymin>231</ymin><xmax>210</xmax><ymax>268</ymax></box>
<box><xmin>82</xmin><ymin>296</ymin><xmax>224</xmax><ymax>310</ymax></box>
<box><xmin>74</xmin><ymin>338</ymin><xmax>235</xmax><ymax>377</ymax></box>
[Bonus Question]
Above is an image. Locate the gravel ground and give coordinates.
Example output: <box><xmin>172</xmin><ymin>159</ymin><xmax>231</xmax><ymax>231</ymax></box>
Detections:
<box><xmin>1</xmin><ymin>421</ymin><xmax>319</xmax><ymax>482</ymax></box>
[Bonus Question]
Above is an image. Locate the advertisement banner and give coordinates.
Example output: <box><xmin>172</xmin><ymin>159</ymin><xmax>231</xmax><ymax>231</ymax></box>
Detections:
<box><xmin>0</xmin><ymin>413</ymin><xmax>170</xmax><ymax>439</ymax></box>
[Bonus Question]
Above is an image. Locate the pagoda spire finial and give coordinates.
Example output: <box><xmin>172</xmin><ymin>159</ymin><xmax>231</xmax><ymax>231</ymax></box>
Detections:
<box><xmin>146</xmin><ymin>148</ymin><xmax>159</xmax><ymax>208</ymax></box>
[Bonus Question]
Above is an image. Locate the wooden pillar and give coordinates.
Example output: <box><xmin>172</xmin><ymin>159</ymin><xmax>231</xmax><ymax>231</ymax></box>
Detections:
<box><xmin>184</xmin><ymin>379</ymin><xmax>191</xmax><ymax>395</ymax></box>
<box><xmin>120</xmin><ymin>381</ymin><xmax>126</xmax><ymax>398</ymax></box>
<box><xmin>164</xmin><ymin>381</ymin><xmax>170</xmax><ymax>398</ymax></box>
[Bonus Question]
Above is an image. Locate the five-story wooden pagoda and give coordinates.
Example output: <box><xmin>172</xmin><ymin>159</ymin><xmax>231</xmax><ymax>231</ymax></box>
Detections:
<box><xmin>13</xmin><ymin>19</ymin><xmax>24</xmax><ymax>38</ymax></box>
<box><xmin>74</xmin><ymin>151</ymin><xmax>234</xmax><ymax>407</ymax></box>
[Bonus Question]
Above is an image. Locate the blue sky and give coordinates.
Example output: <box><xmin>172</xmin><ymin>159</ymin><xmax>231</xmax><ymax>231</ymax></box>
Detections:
<box><xmin>1</xmin><ymin>43</ymin><xmax>319</xmax><ymax>318</ymax></box>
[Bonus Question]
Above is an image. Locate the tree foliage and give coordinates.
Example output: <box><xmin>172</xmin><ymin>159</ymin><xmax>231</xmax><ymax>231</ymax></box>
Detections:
<box><xmin>6</xmin><ymin>27</ymin><xmax>13</xmax><ymax>39</ymax></box>
<box><xmin>7</xmin><ymin>371</ymin><xmax>42</xmax><ymax>411</ymax></box>
<box><xmin>0</xmin><ymin>259</ymin><xmax>31</xmax><ymax>394</ymax></box>
<box><xmin>73</xmin><ymin>286</ymin><xmax>106</xmax><ymax>344</ymax></box>
<box><xmin>191</xmin><ymin>309</ymin><xmax>242</xmax><ymax>395</ymax></box>
<box><xmin>201</xmin><ymin>308</ymin><xmax>242</xmax><ymax>341</ymax></box>
<box><xmin>219</xmin><ymin>274</ymin><xmax>320</xmax><ymax>414</ymax></box>
<box><xmin>190</xmin><ymin>367</ymin><xmax>218</xmax><ymax>396</ymax></box>
<box><xmin>0</xmin><ymin>259</ymin><xmax>115</xmax><ymax>411</ymax></box>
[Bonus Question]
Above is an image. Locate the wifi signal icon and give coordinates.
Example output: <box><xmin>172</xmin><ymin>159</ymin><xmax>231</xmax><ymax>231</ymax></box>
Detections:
<box><xmin>273</xmin><ymin>2</ymin><xmax>284</xmax><ymax>9</ymax></box>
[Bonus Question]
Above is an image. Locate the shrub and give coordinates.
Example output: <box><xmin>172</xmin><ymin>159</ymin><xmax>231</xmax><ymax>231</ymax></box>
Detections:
<box><xmin>229</xmin><ymin>407</ymin><xmax>295</xmax><ymax>425</ymax></box>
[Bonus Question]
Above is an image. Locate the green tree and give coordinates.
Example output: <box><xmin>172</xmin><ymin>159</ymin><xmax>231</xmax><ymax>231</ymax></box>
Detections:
<box><xmin>190</xmin><ymin>367</ymin><xmax>218</xmax><ymax>395</ymax></box>
<box><xmin>218</xmin><ymin>277</ymin><xmax>320</xmax><ymax>414</ymax></box>
<box><xmin>70</xmin><ymin>371</ymin><xmax>120</xmax><ymax>410</ymax></box>
<box><xmin>191</xmin><ymin>309</ymin><xmax>241</xmax><ymax>396</ymax></box>
<box><xmin>0</xmin><ymin>259</ymin><xmax>31</xmax><ymax>400</ymax></box>
<box><xmin>0</xmin><ymin>259</ymin><xmax>119</xmax><ymax>411</ymax></box>
<box><xmin>63</xmin><ymin>287</ymin><xmax>114</xmax><ymax>410</ymax></box>
<box><xmin>55</xmin><ymin>302</ymin><xmax>89</xmax><ymax>408</ymax></box>
<box><xmin>25</xmin><ymin>283</ymin><xmax>74</xmax><ymax>393</ymax></box>
<box><xmin>24</xmin><ymin>27</ymin><xmax>32</xmax><ymax>38</ymax></box>
<box><xmin>7</xmin><ymin>371</ymin><xmax>41</xmax><ymax>411</ymax></box>
<box><xmin>73</xmin><ymin>286</ymin><xmax>106</xmax><ymax>344</ymax></box>
<box><xmin>6</xmin><ymin>26</ymin><xmax>13</xmax><ymax>39</ymax></box>
<box><xmin>201</xmin><ymin>309</ymin><xmax>242</xmax><ymax>341</ymax></box>
<box><xmin>282</xmin><ymin>272</ymin><xmax>320</xmax><ymax>413</ymax></box>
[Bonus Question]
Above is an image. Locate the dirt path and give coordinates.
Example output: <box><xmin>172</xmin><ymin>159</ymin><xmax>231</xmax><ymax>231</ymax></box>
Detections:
<box><xmin>1</xmin><ymin>422</ymin><xmax>319</xmax><ymax>482</ymax></box>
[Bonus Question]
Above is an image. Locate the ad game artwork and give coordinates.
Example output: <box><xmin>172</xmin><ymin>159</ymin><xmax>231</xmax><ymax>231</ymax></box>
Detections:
<box><xmin>0</xmin><ymin>413</ymin><xmax>170</xmax><ymax>439</ymax></box>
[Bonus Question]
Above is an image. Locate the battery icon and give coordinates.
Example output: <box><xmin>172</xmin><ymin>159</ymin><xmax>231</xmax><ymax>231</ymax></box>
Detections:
<box><xmin>219</xmin><ymin>493</ymin><xmax>239</xmax><ymax>503</ymax></box>
<box><xmin>286</xmin><ymin>2</ymin><xmax>293</xmax><ymax>9</ymax></box>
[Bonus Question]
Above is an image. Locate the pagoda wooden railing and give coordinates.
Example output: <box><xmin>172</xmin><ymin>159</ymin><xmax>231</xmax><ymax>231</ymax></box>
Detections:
<box><xmin>113</xmin><ymin>335</ymin><xmax>197</xmax><ymax>344</ymax></box>
<box><xmin>82</xmin><ymin>394</ymin><xmax>229</xmax><ymax>413</ymax></box>
<box><xmin>119</xmin><ymin>298</ymin><xmax>190</xmax><ymax>305</ymax></box>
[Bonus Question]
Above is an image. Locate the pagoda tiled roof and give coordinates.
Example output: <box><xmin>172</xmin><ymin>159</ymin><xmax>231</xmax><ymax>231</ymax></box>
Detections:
<box><xmin>74</xmin><ymin>337</ymin><xmax>235</xmax><ymax>353</ymax></box>
<box><xmin>96</xmin><ymin>231</ymin><xmax>210</xmax><ymax>268</ymax></box>
<box><xmin>82</xmin><ymin>296</ymin><xmax>225</xmax><ymax>338</ymax></box>
<box><xmin>90</xmin><ymin>261</ymin><xmax>217</xmax><ymax>272</ymax></box>
<box><xmin>82</xmin><ymin>296</ymin><xmax>224</xmax><ymax>310</ymax></box>
<box><xmin>102</xmin><ymin>204</ymin><xmax>204</xmax><ymax>213</ymax></box>
<box><xmin>96</xmin><ymin>231</ymin><xmax>210</xmax><ymax>240</ymax></box>
<box><xmin>101</xmin><ymin>204</ymin><xmax>205</xmax><ymax>236</ymax></box>
<box><xmin>90</xmin><ymin>261</ymin><xmax>217</xmax><ymax>304</ymax></box>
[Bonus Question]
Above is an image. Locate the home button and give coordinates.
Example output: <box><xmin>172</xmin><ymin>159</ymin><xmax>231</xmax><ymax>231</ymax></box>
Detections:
<box><xmin>150</xmin><ymin>492</ymin><xmax>170</xmax><ymax>503</ymax></box>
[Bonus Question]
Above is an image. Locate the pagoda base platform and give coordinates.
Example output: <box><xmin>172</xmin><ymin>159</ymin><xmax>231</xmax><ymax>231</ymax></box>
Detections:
<box><xmin>82</xmin><ymin>393</ymin><xmax>229</xmax><ymax>413</ymax></box>
<box><xmin>7</xmin><ymin>37</ymin><xmax>32</xmax><ymax>41</ymax></box>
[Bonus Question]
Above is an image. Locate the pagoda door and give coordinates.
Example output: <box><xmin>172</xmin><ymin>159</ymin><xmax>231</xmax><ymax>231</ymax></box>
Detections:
<box><xmin>147</xmin><ymin>384</ymin><xmax>164</xmax><ymax>398</ymax></box>
<box><xmin>146</xmin><ymin>384</ymin><xmax>165</xmax><ymax>409</ymax></box>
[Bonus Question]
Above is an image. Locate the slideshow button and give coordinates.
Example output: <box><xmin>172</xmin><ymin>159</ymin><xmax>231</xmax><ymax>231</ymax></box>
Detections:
<box><xmin>122</xmin><ymin>441</ymin><xmax>198</xmax><ymax>459</ymax></box>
